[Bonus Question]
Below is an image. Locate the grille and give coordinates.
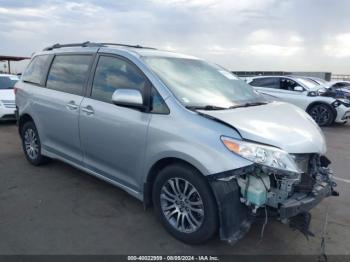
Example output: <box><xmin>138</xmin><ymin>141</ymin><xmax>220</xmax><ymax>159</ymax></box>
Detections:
<box><xmin>1</xmin><ymin>100</ymin><xmax>15</xmax><ymax>108</ymax></box>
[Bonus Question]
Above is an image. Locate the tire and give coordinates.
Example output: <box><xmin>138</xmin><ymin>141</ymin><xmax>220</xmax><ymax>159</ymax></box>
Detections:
<box><xmin>152</xmin><ymin>163</ymin><xmax>218</xmax><ymax>244</ymax></box>
<box><xmin>307</xmin><ymin>103</ymin><xmax>335</xmax><ymax>126</ymax></box>
<box><xmin>20</xmin><ymin>121</ymin><xmax>49</xmax><ymax>166</ymax></box>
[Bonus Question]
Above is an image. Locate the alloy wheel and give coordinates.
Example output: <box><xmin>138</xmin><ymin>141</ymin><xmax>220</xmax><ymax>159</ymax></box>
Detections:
<box><xmin>160</xmin><ymin>177</ymin><xmax>204</xmax><ymax>233</ymax></box>
<box><xmin>309</xmin><ymin>105</ymin><xmax>331</xmax><ymax>126</ymax></box>
<box><xmin>24</xmin><ymin>128</ymin><xmax>39</xmax><ymax>160</ymax></box>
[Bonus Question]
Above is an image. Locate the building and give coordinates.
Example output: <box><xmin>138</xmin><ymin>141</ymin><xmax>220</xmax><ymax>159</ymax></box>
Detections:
<box><xmin>232</xmin><ymin>71</ymin><xmax>332</xmax><ymax>81</ymax></box>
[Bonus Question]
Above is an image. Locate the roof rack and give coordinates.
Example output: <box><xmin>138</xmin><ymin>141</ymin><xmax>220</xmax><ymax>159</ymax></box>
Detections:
<box><xmin>43</xmin><ymin>41</ymin><xmax>156</xmax><ymax>51</ymax></box>
<box><xmin>43</xmin><ymin>41</ymin><xmax>99</xmax><ymax>51</ymax></box>
<box><xmin>100</xmin><ymin>43</ymin><xmax>157</xmax><ymax>50</ymax></box>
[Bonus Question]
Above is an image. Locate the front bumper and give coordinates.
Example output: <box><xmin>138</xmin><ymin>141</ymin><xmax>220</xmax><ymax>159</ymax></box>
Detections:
<box><xmin>209</xmin><ymin>156</ymin><xmax>338</xmax><ymax>244</ymax></box>
<box><xmin>279</xmin><ymin>181</ymin><xmax>331</xmax><ymax>219</ymax></box>
<box><xmin>0</xmin><ymin>107</ymin><xmax>16</xmax><ymax>121</ymax></box>
<box><xmin>335</xmin><ymin>104</ymin><xmax>350</xmax><ymax>122</ymax></box>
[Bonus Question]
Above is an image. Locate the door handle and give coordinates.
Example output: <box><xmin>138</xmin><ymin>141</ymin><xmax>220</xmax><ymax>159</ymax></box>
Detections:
<box><xmin>66</xmin><ymin>101</ymin><xmax>79</xmax><ymax>110</ymax></box>
<box><xmin>81</xmin><ymin>106</ymin><xmax>94</xmax><ymax>115</ymax></box>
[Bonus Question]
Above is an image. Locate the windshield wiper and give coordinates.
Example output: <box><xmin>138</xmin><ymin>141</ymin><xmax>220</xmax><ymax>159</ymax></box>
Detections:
<box><xmin>186</xmin><ymin>105</ymin><xmax>228</xmax><ymax>111</ymax></box>
<box><xmin>229</xmin><ymin>101</ymin><xmax>268</xmax><ymax>109</ymax></box>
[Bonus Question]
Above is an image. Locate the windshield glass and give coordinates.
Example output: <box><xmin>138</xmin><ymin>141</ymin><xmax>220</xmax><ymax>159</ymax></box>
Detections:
<box><xmin>0</xmin><ymin>76</ymin><xmax>19</xmax><ymax>89</ymax></box>
<box><xmin>142</xmin><ymin>57</ymin><xmax>265</xmax><ymax>108</ymax></box>
<box><xmin>313</xmin><ymin>78</ymin><xmax>327</xmax><ymax>85</ymax></box>
<box><xmin>297</xmin><ymin>78</ymin><xmax>319</xmax><ymax>89</ymax></box>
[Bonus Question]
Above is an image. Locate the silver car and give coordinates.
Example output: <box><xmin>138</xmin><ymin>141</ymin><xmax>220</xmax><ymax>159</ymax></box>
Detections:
<box><xmin>247</xmin><ymin>75</ymin><xmax>350</xmax><ymax>126</ymax></box>
<box><xmin>15</xmin><ymin>42</ymin><xmax>338</xmax><ymax>244</ymax></box>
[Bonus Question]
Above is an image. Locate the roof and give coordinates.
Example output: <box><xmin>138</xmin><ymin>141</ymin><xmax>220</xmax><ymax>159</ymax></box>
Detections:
<box><xmin>39</xmin><ymin>41</ymin><xmax>199</xmax><ymax>59</ymax></box>
<box><xmin>0</xmin><ymin>55</ymin><xmax>30</xmax><ymax>61</ymax></box>
<box><xmin>250</xmin><ymin>75</ymin><xmax>292</xmax><ymax>79</ymax></box>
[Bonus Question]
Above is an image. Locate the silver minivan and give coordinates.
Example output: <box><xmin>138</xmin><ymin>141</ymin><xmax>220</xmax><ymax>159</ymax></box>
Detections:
<box><xmin>15</xmin><ymin>42</ymin><xmax>338</xmax><ymax>244</ymax></box>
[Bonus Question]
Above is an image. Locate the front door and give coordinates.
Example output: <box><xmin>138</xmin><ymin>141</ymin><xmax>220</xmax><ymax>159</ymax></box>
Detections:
<box><xmin>79</xmin><ymin>55</ymin><xmax>151</xmax><ymax>191</ymax></box>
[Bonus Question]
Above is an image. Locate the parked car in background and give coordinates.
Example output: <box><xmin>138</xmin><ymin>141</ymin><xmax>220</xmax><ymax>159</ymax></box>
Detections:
<box><xmin>16</xmin><ymin>42</ymin><xmax>338</xmax><ymax>244</ymax></box>
<box><xmin>247</xmin><ymin>75</ymin><xmax>350</xmax><ymax>126</ymax></box>
<box><xmin>0</xmin><ymin>74</ymin><xmax>18</xmax><ymax>121</ymax></box>
<box><xmin>328</xmin><ymin>80</ymin><xmax>350</xmax><ymax>89</ymax></box>
<box><xmin>304</xmin><ymin>77</ymin><xmax>350</xmax><ymax>99</ymax></box>
<box><xmin>326</xmin><ymin>80</ymin><xmax>350</xmax><ymax>99</ymax></box>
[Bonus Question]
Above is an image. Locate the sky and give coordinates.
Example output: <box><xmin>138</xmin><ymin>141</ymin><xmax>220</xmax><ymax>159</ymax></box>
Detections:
<box><xmin>0</xmin><ymin>0</ymin><xmax>349</xmax><ymax>74</ymax></box>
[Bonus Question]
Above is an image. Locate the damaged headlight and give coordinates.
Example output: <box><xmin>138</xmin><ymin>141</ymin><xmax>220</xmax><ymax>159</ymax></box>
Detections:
<box><xmin>332</xmin><ymin>99</ymin><xmax>350</xmax><ymax>108</ymax></box>
<box><xmin>221</xmin><ymin>136</ymin><xmax>300</xmax><ymax>173</ymax></box>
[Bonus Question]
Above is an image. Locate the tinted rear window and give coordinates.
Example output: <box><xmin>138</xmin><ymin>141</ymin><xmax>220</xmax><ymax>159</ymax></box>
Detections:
<box><xmin>22</xmin><ymin>55</ymin><xmax>50</xmax><ymax>85</ymax></box>
<box><xmin>0</xmin><ymin>76</ymin><xmax>19</xmax><ymax>89</ymax></box>
<box><xmin>46</xmin><ymin>55</ymin><xmax>92</xmax><ymax>96</ymax></box>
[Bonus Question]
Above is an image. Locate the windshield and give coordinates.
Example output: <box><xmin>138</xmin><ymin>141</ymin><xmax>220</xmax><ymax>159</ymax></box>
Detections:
<box><xmin>0</xmin><ymin>76</ymin><xmax>19</xmax><ymax>90</ymax></box>
<box><xmin>297</xmin><ymin>78</ymin><xmax>319</xmax><ymax>89</ymax></box>
<box><xmin>142</xmin><ymin>57</ymin><xmax>265</xmax><ymax>108</ymax></box>
<box><xmin>312</xmin><ymin>78</ymin><xmax>327</xmax><ymax>85</ymax></box>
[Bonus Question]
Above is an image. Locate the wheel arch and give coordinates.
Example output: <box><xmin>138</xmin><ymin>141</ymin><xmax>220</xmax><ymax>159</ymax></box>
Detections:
<box><xmin>18</xmin><ymin>113</ymin><xmax>35</xmax><ymax>135</ymax></box>
<box><xmin>306</xmin><ymin>101</ymin><xmax>337</xmax><ymax>120</ymax></box>
<box><xmin>143</xmin><ymin>157</ymin><xmax>210</xmax><ymax>208</ymax></box>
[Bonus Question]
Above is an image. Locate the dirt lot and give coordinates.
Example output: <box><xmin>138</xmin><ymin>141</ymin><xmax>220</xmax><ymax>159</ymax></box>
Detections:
<box><xmin>0</xmin><ymin>122</ymin><xmax>349</xmax><ymax>255</ymax></box>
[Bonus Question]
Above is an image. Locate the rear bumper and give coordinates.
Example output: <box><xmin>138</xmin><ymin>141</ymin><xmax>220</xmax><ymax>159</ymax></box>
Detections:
<box><xmin>279</xmin><ymin>181</ymin><xmax>332</xmax><ymax>219</ymax></box>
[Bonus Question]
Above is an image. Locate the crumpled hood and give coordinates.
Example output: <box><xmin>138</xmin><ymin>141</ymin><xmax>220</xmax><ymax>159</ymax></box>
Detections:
<box><xmin>199</xmin><ymin>102</ymin><xmax>327</xmax><ymax>154</ymax></box>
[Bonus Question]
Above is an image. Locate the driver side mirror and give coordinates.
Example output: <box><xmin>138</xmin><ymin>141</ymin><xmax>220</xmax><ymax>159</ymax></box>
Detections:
<box><xmin>112</xmin><ymin>89</ymin><xmax>145</xmax><ymax>110</ymax></box>
<box><xmin>294</xmin><ymin>86</ymin><xmax>304</xmax><ymax>92</ymax></box>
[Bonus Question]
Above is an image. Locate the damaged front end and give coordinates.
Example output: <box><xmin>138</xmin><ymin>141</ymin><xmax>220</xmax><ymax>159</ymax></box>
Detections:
<box><xmin>208</xmin><ymin>154</ymin><xmax>338</xmax><ymax>244</ymax></box>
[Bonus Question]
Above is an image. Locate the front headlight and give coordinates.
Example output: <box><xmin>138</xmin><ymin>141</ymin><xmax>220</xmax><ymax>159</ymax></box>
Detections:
<box><xmin>221</xmin><ymin>136</ymin><xmax>300</xmax><ymax>173</ymax></box>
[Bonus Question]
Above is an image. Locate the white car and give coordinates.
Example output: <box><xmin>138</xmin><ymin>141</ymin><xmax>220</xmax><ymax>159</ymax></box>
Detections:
<box><xmin>326</xmin><ymin>80</ymin><xmax>350</xmax><ymax>98</ymax></box>
<box><xmin>0</xmin><ymin>74</ymin><xmax>18</xmax><ymax>121</ymax></box>
<box><xmin>305</xmin><ymin>77</ymin><xmax>350</xmax><ymax>99</ymax></box>
<box><xmin>247</xmin><ymin>75</ymin><xmax>350</xmax><ymax>126</ymax></box>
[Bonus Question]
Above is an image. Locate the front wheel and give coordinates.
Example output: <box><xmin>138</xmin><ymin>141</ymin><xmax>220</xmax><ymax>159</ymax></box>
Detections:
<box><xmin>152</xmin><ymin>164</ymin><xmax>218</xmax><ymax>244</ymax></box>
<box><xmin>307</xmin><ymin>104</ymin><xmax>335</xmax><ymax>126</ymax></box>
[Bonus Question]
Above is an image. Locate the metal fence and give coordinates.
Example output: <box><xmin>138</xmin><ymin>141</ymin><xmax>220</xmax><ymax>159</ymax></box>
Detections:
<box><xmin>331</xmin><ymin>74</ymin><xmax>350</xmax><ymax>81</ymax></box>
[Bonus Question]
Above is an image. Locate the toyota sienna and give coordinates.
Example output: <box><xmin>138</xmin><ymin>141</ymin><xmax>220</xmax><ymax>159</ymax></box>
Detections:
<box><xmin>15</xmin><ymin>42</ymin><xmax>338</xmax><ymax>244</ymax></box>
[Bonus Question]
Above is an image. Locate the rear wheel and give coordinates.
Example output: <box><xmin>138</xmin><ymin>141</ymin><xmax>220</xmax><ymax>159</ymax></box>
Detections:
<box><xmin>21</xmin><ymin>121</ymin><xmax>49</xmax><ymax>166</ymax></box>
<box><xmin>152</xmin><ymin>164</ymin><xmax>218</xmax><ymax>244</ymax></box>
<box><xmin>307</xmin><ymin>104</ymin><xmax>335</xmax><ymax>126</ymax></box>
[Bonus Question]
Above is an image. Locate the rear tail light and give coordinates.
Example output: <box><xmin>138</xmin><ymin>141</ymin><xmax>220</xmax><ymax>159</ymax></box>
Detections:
<box><xmin>14</xmin><ymin>87</ymin><xmax>17</xmax><ymax>95</ymax></box>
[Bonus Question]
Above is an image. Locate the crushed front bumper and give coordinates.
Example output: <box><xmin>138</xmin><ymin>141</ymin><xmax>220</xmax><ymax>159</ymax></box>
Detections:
<box><xmin>279</xmin><ymin>181</ymin><xmax>332</xmax><ymax>219</ymax></box>
<box><xmin>335</xmin><ymin>103</ymin><xmax>350</xmax><ymax>122</ymax></box>
<box><xmin>209</xmin><ymin>155</ymin><xmax>338</xmax><ymax>244</ymax></box>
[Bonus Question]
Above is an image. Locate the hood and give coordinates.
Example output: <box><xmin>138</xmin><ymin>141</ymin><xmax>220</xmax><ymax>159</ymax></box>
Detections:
<box><xmin>0</xmin><ymin>89</ymin><xmax>15</xmax><ymax>100</ymax></box>
<box><xmin>199</xmin><ymin>102</ymin><xmax>326</xmax><ymax>154</ymax></box>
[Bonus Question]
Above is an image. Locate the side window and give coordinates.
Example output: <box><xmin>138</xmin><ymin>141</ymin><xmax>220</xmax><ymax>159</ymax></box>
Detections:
<box><xmin>22</xmin><ymin>55</ymin><xmax>50</xmax><ymax>85</ymax></box>
<box><xmin>280</xmin><ymin>78</ymin><xmax>299</xmax><ymax>91</ymax></box>
<box><xmin>150</xmin><ymin>88</ymin><xmax>169</xmax><ymax>114</ymax></box>
<box><xmin>250</xmin><ymin>77</ymin><xmax>279</xmax><ymax>89</ymax></box>
<box><xmin>91</xmin><ymin>56</ymin><xmax>147</xmax><ymax>103</ymax></box>
<box><xmin>46</xmin><ymin>55</ymin><xmax>92</xmax><ymax>96</ymax></box>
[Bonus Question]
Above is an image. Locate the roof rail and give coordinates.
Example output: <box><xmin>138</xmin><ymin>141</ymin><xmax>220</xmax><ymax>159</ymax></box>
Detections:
<box><xmin>100</xmin><ymin>43</ymin><xmax>157</xmax><ymax>50</ymax></box>
<box><xmin>43</xmin><ymin>41</ymin><xmax>102</xmax><ymax>51</ymax></box>
<box><xmin>43</xmin><ymin>41</ymin><xmax>156</xmax><ymax>51</ymax></box>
